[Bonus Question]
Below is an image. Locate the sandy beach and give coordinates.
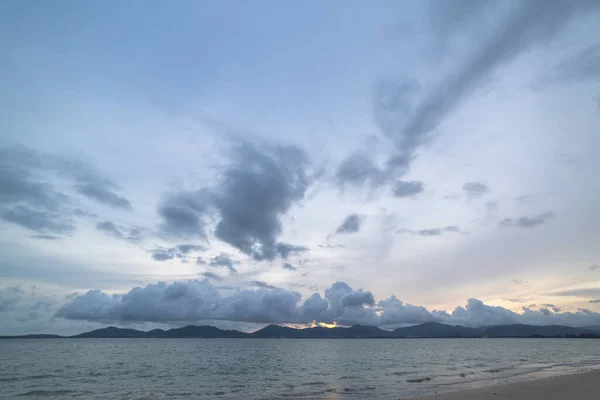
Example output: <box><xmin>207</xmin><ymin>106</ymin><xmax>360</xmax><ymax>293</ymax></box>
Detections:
<box><xmin>415</xmin><ymin>369</ymin><xmax>600</xmax><ymax>400</ymax></box>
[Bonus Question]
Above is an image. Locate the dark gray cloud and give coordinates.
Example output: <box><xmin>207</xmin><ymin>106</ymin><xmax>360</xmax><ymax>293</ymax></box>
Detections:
<box><xmin>428</xmin><ymin>0</ymin><xmax>499</xmax><ymax>43</ymax></box>
<box><xmin>336</xmin><ymin>214</ymin><xmax>362</xmax><ymax>235</ymax></box>
<box><xmin>0</xmin><ymin>145</ymin><xmax>132</xmax><ymax>235</ymax></box>
<box><xmin>1</xmin><ymin>206</ymin><xmax>75</xmax><ymax>234</ymax></box>
<box><xmin>157</xmin><ymin>143</ymin><xmax>312</xmax><ymax>261</ymax></box>
<box><xmin>201</xmin><ymin>272</ymin><xmax>223</xmax><ymax>281</ymax></box>
<box><xmin>274</xmin><ymin>243</ymin><xmax>308</xmax><ymax>260</ymax></box>
<box><xmin>73</xmin><ymin>183</ymin><xmax>131</xmax><ymax>211</ymax></box>
<box><xmin>176</xmin><ymin>244</ymin><xmax>206</xmax><ymax>254</ymax></box>
<box><xmin>590</xmin><ymin>299</ymin><xmax>600</xmax><ymax>304</ymax></box>
<box><xmin>151</xmin><ymin>249</ymin><xmax>175</xmax><ymax>262</ymax></box>
<box><xmin>392</xmin><ymin>180</ymin><xmax>424</xmax><ymax>198</ymax></box>
<box><xmin>590</xmin><ymin>265</ymin><xmax>600</xmax><ymax>271</ymax></box>
<box><xmin>96</xmin><ymin>221</ymin><xmax>142</xmax><ymax>242</ymax></box>
<box><xmin>283</xmin><ymin>263</ymin><xmax>297</xmax><ymax>271</ymax></box>
<box><xmin>250</xmin><ymin>281</ymin><xmax>278</xmax><ymax>290</ymax></box>
<box><xmin>0</xmin><ymin>145</ymin><xmax>131</xmax><ymax>210</ymax></box>
<box><xmin>0</xmin><ymin>160</ymin><xmax>68</xmax><ymax>210</ymax></box>
<box><xmin>55</xmin><ymin>280</ymin><xmax>600</xmax><ymax>327</ymax></box>
<box><xmin>0</xmin><ymin>151</ymin><xmax>73</xmax><ymax>234</ymax></box>
<box><xmin>340</xmin><ymin>0</ymin><xmax>599</xmax><ymax>191</ymax></box>
<box><xmin>398</xmin><ymin>0</ymin><xmax>598</xmax><ymax>154</ymax></box>
<box><xmin>462</xmin><ymin>182</ymin><xmax>489</xmax><ymax>198</ymax></box>
<box><xmin>212</xmin><ymin>143</ymin><xmax>311</xmax><ymax>261</ymax></box>
<box><xmin>536</xmin><ymin>43</ymin><xmax>600</xmax><ymax>87</ymax></box>
<box><xmin>30</xmin><ymin>235</ymin><xmax>63</xmax><ymax>241</ymax></box>
<box><xmin>335</xmin><ymin>153</ymin><xmax>387</xmax><ymax>189</ymax></box>
<box><xmin>150</xmin><ymin>244</ymin><xmax>206</xmax><ymax>262</ymax></box>
<box><xmin>397</xmin><ymin>225</ymin><xmax>460</xmax><ymax>237</ymax></box>
<box><xmin>209</xmin><ymin>254</ymin><xmax>239</xmax><ymax>274</ymax></box>
<box><xmin>500</xmin><ymin>211</ymin><xmax>555</xmax><ymax>228</ymax></box>
<box><xmin>158</xmin><ymin>189</ymin><xmax>211</xmax><ymax>239</ymax></box>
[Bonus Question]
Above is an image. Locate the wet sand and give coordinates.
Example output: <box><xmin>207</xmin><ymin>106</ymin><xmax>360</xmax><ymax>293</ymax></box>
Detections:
<box><xmin>414</xmin><ymin>369</ymin><xmax>600</xmax><ymax>399</ymax></box>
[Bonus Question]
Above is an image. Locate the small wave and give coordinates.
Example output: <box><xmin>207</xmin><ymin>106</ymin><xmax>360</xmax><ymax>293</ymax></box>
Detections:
<box><xmin>300</xmin><ymin>381</ymin><xmax>327</xmax><ymax>386</ymax></box>
<box><xmin>385</xmin><ymin>371</ymin><xmax>408</xmax><ymax>376</ymax></box>
<box><xmin>484</xmin><ymin>366</ymin><xmax>514</xmax><ymax>374</ymax></box>
<box><xmin>459</xmin><ymin>372</ymin><xmax>476</xmax><ymax>378</ymax></box>
<box><xmin>18</xmin><ymin>390</ymin><xmax>76</xmax><ymax>397</ymax></box>
<box><xmin>407</xmin><ymin>377</ymin><xmax>433</xmax><ymax>383</ymax></box>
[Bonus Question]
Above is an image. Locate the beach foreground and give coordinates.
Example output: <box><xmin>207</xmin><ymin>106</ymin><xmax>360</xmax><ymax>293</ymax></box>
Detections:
<box><xmin>415</xmin><ymin>369</ymin><xmax>600</xmax><ymax>400</ymax></box>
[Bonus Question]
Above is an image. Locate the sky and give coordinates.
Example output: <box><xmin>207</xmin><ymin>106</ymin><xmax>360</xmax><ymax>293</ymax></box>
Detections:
<box><xmin>1</xmin><ymin>0</ymin><xmax>600</xmax><ymax>335</ymax></box>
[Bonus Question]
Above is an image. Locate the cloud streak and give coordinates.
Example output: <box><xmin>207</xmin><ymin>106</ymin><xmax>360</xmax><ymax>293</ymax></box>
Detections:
<box><xmin>501</xmin><ymin>211</ymin><xmax>555</xmax><ymax>228</ymax></box>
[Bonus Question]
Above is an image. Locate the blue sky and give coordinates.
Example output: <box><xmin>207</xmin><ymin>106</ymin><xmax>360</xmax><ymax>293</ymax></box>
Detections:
<box><xmin>1</xmin><ymin>0</ymin><xmax>600</xmax><ymax>334</ymax></box>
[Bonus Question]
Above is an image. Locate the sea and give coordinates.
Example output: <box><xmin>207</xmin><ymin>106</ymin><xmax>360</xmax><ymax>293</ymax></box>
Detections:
<box><xmin>1</xmin><ymin>338</ymin><xmax>599</xmax><ymax>399</ymax></box>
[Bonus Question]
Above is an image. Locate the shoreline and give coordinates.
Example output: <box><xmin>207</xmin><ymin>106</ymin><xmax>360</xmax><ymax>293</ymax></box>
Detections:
<box><xmin>411</xmin><ymin>368</ymin><xmax>600</xmax><ymax>400</ymax></box>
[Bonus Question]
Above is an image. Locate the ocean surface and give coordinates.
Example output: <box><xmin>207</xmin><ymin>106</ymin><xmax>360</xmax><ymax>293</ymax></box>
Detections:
<box><xmin>1</xmin><ymin>338</ymin><xmax>599</xmax><ymax>399</ymax></box>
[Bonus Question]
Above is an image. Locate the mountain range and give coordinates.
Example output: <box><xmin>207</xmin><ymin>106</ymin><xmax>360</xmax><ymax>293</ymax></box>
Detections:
<box><xmin>2</xmin><ymin>322</ymin><xmax>600</xmax><ymax>339</ymax></box>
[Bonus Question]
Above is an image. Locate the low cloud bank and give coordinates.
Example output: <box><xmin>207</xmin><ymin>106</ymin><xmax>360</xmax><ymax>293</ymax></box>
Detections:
<box><xmin>55</xmin><ymin>280</ymin><xmax>600</xmax><ymax>328</ymax></box>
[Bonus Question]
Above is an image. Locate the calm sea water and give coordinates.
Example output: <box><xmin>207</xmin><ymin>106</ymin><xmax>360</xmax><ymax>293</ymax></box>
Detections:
<box><xmin>1</xmin><ymin>338</ymin><xmax>599</xmax><ymax>399</ymax></box>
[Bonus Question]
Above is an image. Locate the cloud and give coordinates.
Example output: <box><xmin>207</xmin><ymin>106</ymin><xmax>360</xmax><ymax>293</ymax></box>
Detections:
<box><xmin>158</xmin><ymin>189</ymin><xmax>211</xmax><ymax>239</ymax></box>
<box><xmin>283</xmin><ymin>263</ymin><xmax>297</xmax><ymax>271</ymax></box>
<box><xmin>0</xmin><ymin>287</ymin><xmax>25</xmax><ymax>312</ymax></box>
<box><xmin>56</xmin><ymin>280</ymin><xmax>600</xmax><ymax>327</ymax></box>
<box><xmin>335</xmin><ymin>153</ymin><xmax>387</xmax><ymax>189</ymax></box>
<box><xmin>336</xmin><ymin>214</ymin><xmax>362</xmax><ymax>235</ymax></box>
<box><xmin>251</xmin><ymin>281</ymin><xmax>278</xmax><ymax>290</ymax></box>
<box><xmin>150</xmin><ymin>244</ymin><xmax>206</xmax><ymax>262</ymax></box>
<box><xmin>500</xmin><ymin>211</ymin><xmax>555</xmax><ymax>228</ymax></box>
<box><xmin>485</xmin><ymin>201</ymin><xmax>498</xmax><ymax>212</ymax></box>
<box><xmin>549</xmin><ymin>288</ymin><xmax>600</xmax><ymax>298</ymax></box>
<box><xmin>536</xmin><ymin>43</ymin><xmax>600</xmax><ymax>88</ymax></box>
<box><xmin>318</xmin><ymin>243</ymin><xmax>346</xmax><ymax>249</ymax></box>
<box><xmin>0</xmin><ymin>145</ymin><xmax>131</xmax><ymax>234</ymax></box>
<box><xmin>590</xmin><ymin>265</ymin><xmax>600</xmax><ymax>271</ymax></box>
<box><xmin>462</xmin><ymin>182</ymin><xmax>489</xmax><ymax>198</ymax></box>
<box><xmin>208</xmin><ymin>254</ymin><xmax>239</xmax><ymax>274</ymax></box>
<box><xmin>511</xmin><ymin>279</ymin><xmax>529</xmax><ymax>286</ymax></box>
<box><xmin>343</xmin><ymin>0</ymin><xmax>600</xmax><ymax>189</ymax></box>
<box><xmin>1</xmin><ymin>145</ymin><xmax>131</xmax><ymax>209</ymax></box>
<box><xmin>392</xmin><ymin>180</ymin><xmax>424</xmax><ymax>198</ymax></box>
<box><xmin>212</xmin><ymin>143</ymin><xmax>312</xmax><ymax>261</ymax></box>
<box><xmin>0</xmin><ymin>156</ymin><xmax>68</xmax><ymax>210</ymax></box>
<box><xmin>96</xmin><ymin>221</ymin><xmax>142</xmax><ymax>242</ymax></box>
<box><xmin>73</xmin><ymin>183</ymin><xmax>131</xmax><ymax>211</ymax></box>
<box><xmin>30</xmin><ymin>235</ymin><xmax>63</xmax><ymax>241</ymax></box>
<box><xmin>200</xmin><ymin>272</ymin><xmax>223</xmax><ymax>282</ymax></box>
<box><xmin>397</xmin><ymin>225</ymin><xmax>460</xmax><ymax>237</ymax></box>
<box><xmin>590</xmin><ymin>299</ymin><xmax>600</xmax><ymax>304</ymax></box>
<box><xmin>274</xmin><ymin>243</ymin><xmax>308</xmax><ymax>260</ymax></box>
<box><xmin>157</xmin><ymin>143</ymin><xmax>312</xmax><ymax>261</ymax></box>
<box><xmin>0</xmin><ymin>206</ymin><xmax>75</xmax><ymax>235</ymax></box>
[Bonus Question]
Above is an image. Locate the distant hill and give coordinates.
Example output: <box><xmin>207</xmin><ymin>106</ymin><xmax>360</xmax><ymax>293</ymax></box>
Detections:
<box><xmin>482</xmin><ymin>324</ymin><xmax>595</xmax><ymax>338</ymax></box>
<box><xmin>2</xmin><ymin>322</ymin><xmax>600</xmax><ymax>339</ymax></box>
<box><xmin>0</xmin><ymin>334</ymin><xmax>62</xmax><ymax>339</ymax></box>
<box><xmin>394</xmin><ymin>322</ymin><xmax>482</xmax><ymax>338</ymax></box>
